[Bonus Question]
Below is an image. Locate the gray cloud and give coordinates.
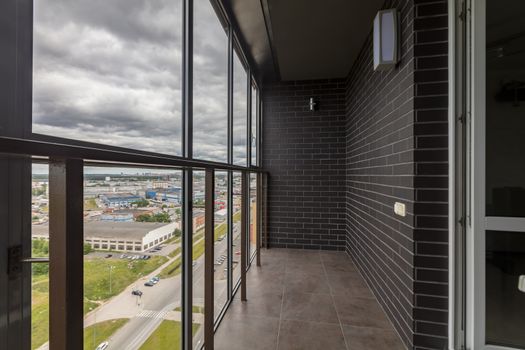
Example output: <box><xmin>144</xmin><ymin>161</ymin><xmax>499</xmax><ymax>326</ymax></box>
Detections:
<box><xmin>33</xmin><ymin>0</ymin><xmax>251</xmax><ymax>162</ymax></box>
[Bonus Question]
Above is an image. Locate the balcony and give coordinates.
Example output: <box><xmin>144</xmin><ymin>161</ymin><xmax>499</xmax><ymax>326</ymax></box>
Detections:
<box><xmin>215</xmin><ymin>249</ymin><xmax>405</xmax><ymax>350</ymax></box>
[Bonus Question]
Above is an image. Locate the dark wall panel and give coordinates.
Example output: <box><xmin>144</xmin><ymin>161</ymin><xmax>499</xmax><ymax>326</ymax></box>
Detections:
<box><xmin>262</xmin><ymin>79</ymin><xmax>347</xmax><ymax>250</ymax></box>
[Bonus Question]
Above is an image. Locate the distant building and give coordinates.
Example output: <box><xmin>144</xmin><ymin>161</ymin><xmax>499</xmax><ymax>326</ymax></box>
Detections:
<box><xmin>100</xmin><ymin>193</ymin><xmax>143</xmax><ymax>208</ymax></box>
<box><xmin>214</xmin><ymin>208</ymin><xmax>227</xmax><ymax>221</ymax></box>
<box><xmin>32</xmin><ymin>221</ymin><xmax>180</xmax><ymax>252</ymax></box>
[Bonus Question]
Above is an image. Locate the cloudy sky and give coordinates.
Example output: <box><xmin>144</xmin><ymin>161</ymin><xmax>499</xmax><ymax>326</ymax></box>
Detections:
<box><xmin>33</xmin><ymin>0</ymin><xmax>250</xmax><ymax>164</ymax></box>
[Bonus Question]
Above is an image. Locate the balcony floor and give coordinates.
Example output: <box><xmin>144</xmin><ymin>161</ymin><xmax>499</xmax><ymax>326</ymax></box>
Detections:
<box><xmin>215</xmin><ymin>248</ymin><xmax>405</xmax><ymax>350</ymax></box>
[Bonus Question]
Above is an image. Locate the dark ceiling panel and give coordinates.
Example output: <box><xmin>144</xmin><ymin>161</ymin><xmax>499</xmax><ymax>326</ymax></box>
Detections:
<box><xmin>223</xmin><ymin>0</ymin><xmax>384</xmax><ymax>82</ymax></box>
<box><xmin>268</xmin><ymin>0</ymin><xmax>383</xmax><ymax>81</ymax></box>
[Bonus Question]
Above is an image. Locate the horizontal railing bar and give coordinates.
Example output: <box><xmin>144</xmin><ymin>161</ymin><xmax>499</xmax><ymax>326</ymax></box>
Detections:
<box><xmin>0</xmin><ymin>136</ymin><xmax>266</xmax><ymax>173</ymax></box>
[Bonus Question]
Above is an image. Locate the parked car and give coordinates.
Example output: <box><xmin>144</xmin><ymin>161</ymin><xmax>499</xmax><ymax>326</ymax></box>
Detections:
<box><xmin>144</xmin><ymin>281</ymin><xmax>154</xmax><ymax>287</ymax></box>
<box><xmin>151</xmin><ymin>276</ymin><xmax>160</xmax><ymax>284</ymax></box>
<box><xmin>105</xmin><ymin>254</ymin><xmax>112</xmax><ymax>258</ymax></box>
<box><xmin>131</xmin><ymin>289</ymin><xmax>143</xmax><ymax>296</ymax></box>
<box><xmin>96</xmin><ymin>342</ymin><xmax>109</xmax><ymax>350</ymax></box>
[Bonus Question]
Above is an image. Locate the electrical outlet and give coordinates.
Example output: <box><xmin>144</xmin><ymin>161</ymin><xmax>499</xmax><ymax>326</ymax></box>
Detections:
<box><xmin>394</xmin><ymin>202</ymin><xmax>406</xmax><ymax>217</ymax></box>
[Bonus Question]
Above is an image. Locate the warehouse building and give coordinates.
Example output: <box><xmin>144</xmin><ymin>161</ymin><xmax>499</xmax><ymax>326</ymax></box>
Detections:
<box><xmin>32</xmin><ymin>221</ymin><xmax>180</xmax><ymax>252</ymax></box>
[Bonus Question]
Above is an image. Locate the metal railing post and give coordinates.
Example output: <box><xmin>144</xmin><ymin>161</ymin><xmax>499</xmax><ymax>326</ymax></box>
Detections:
<box><xmin>204</xmin><ymin>169</ymin><xmax>215</xmax><ymax>349</ymax></box>
<box><xmin>49</xmin><ymin>158</ymin><xmax>83</xmax><ymax>350</ymax></box>
<box><xmin>240</xmin><ymin>171</ymin><xmax>248</xmax><ymax>301</ymax></box>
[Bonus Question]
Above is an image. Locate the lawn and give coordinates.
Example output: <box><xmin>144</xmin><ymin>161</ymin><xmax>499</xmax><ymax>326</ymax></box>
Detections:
<box><xmin>84</xmin><ymin>255</ymin><xmax>168</xmax><ymax>303</ymax></box>
<box><xmin>174</xmin><ymin>305</ymin><xmax>204</xmax><ymax>314</ymax></box>
<box><xmin>31</xmin><ymin>255</ymin><xmax>167</xmax><ymax>349</ymax></box>
<box><xmin>84</xmin><ymin>318</ymin><xmax>128</xmax><ymax>350</ymax></box>
<box><xmin>139</xmin><ymin>321</ymin><xmax>199</xmax><ymax>350</ymax></box>
<box><xmin>31</xmin><ymin>274</ymin><xmax>49</xmax><ymax>350</ymax></box>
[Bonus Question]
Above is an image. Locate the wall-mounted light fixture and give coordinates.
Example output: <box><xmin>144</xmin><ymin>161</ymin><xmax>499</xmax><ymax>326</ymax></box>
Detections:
<box><xmin>373</xmin><ymin>9</ymin><xmax>400</xmax><ymax>71</ymax></box>
<box><xmin>309</xmin><ymin>97</ymin><xmax>317</xmax><ymax>111</ymax></box>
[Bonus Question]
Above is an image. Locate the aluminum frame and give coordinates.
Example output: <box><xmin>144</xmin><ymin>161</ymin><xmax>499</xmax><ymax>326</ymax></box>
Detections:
<box><xmin>0</xmin><ymin>0</ymin><xmax>265</xmax><ymax>348</ymax></box>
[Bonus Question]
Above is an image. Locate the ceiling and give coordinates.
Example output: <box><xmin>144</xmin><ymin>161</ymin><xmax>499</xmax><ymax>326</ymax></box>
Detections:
<box><xmin>224</xmin><ymin>0</ymin><xmax>384</xmax><ymax>82</ymax></box>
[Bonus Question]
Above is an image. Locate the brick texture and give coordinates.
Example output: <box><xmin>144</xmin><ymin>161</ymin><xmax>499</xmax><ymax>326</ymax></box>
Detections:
<box><xmin>262</xmin><ymin>79</ymin><xmax>347</xmax><ymax>250</ymax></box>
<box><xmin>261</xmin><ymin>0</ymin><xmax>448</xmax><ymax>349</ymax></box>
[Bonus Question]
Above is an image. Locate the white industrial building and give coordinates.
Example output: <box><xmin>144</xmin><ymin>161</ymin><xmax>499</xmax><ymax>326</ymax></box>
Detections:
<box><xmin>32</xmin><ymin>221</ymin><xmax>180</xmax><ymax>252</ymax></box>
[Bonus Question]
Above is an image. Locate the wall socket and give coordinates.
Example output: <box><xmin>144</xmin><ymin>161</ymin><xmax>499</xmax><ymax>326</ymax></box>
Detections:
<box><xmin>394</xmin><ymin>202</ymin><xmax>406</xmax><ymax>217</ymax></box>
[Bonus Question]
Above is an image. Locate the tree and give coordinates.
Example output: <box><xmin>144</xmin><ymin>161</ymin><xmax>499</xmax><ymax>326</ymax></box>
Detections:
<box><xmin>132</xmin><ymin>198</ymin><xmax>149</xmax><ymax>207</ymax></box>
<box><xmin>173</xmin><ymin>228</ymin><xmax>182</xmax><ymax>238</ymax></box>
<box><xmin>136</xmin><ymin>212</ymin><xmax>171</xmax><ymax>223</ymax></box>
<box><xmin>83</xmin><ymin>243</ymin><xmax>94</xmax><ymax>255</ymax></box>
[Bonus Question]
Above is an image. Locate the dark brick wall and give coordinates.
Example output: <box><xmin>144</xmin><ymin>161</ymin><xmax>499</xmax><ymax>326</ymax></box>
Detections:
<box><xmin>261</xmin><ymin>0</ymin><xmax>448</xmax><ymax>349</ymax></box>
<box><xmin>412</xmin><ymin>1</ymin><xmax>448</xmax><ymax>349</ymax></box>
<box><xmin>345</xmin><ymin>0</ymin><xmax>417</xmax><ymax>347</ymax></box>
<box><xmin>262</xmin><ymin>79</ymin><xmax>347</xmax><ymax>250</ymax></box>
<box><xmin>345</xmin><ymin>0</ymin><xmax>448</xmax><ymax>349</ymax></box>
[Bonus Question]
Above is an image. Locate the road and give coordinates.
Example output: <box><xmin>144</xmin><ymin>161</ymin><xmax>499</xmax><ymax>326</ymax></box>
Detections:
<box><xmin>86</xmin><ymin>220</ymin><xmax>242</xmax><ymax>350</ymax></box>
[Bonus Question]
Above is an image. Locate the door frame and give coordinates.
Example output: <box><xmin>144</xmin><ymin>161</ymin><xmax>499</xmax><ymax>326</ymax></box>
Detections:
<box><xmin>465</xmin><ymin>0</ymin><xmax>524</xmax><ymax>349</ymax></box>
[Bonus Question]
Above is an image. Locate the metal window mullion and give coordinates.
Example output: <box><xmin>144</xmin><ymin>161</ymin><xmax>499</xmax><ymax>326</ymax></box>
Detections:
<box><xmin>227</xmin><ymin>171</ymin><xmax>233</xmax><ymax>301</ymax></box>
<box><xmin>204</xmin><ymin>169</ymin><xmax>215</xmax><ymax>349</ymax></box>
<box><xmin>264</xmin><ymin>173</ymin><xmax>268</xmax><ymax>249</ymax></box>
<box><xmin>48</xmin><ymin>158</ymin><xmax>84</xmax><ymax>350</ymax></box>
<box><xmin>182</xmin><ymin>169</ymin><xmax>193</xmax><ymax>350</ymax></box>
<box><xmin>227</xmin><ymin>26</ymin><xmax>233</xmax><ymax>165</ymax></box>
<box><xmin>247</xmin><ymin>74</ymin><xmax>252</xmax><ymax>168</ymax></box>
<box><xmin>182</xmin><ymin>0</ymin><xmax>193</xmax><ymax>160</ymax></box>
<box><xmin>256</xmin><ymin>173</ymin><xmax>262</xmax><ymax>266</ymax></box>
<box><xmin>240</xmin><ymin>171</ymin><xmax>247</xmax><ymax>301</ymax></box>
<box><xmin>182</xmin><ymin>0</ymin><xmax>193</xmax><ymax>347</ymax></box>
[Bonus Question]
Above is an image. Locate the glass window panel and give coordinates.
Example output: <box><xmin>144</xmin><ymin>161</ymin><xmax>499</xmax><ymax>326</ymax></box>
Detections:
<box><xmin>193</xmin><ymin>0</ymin><xmax>228</xmax><ymax>162</ymax></box>
<box><xmin>251</xmin><ymin>84</ymin><xmax>258</xmax><ymax>166</ymax></box>
<box><xmin>32</xmin><ymin>163</ymin><xmax>50</xmax><ymax>350</ymax></box>
<box><xmin>82</xmin><ymin>166</ymin><xmax>182</xmax><ymax>350</ymax></box>
<box><xmin>214</xmin><ymin>172</ymin><xmax>228</xmax><ymax>320</ymax></box>
<box><xmin>33</xmin><ymin>0</ymin><xmax>183</xmax><ymax>155</ymax></box>
<box><xmin>486</xmin><ymin>230</ymin><xmax>525</xmax><ymax>348</ymax></box>
<box><xmin>249</xmin><ymin>173</ymin><xmax>257</xmax><ymax>259</ymax></box>
<box><xmin>485</xmin><ymin>0</ymin><xmax>525</xmax><ymax>217</ymax></box>
<box><xmin>231</xmin><ymin>172</ymin><xmax>242</xmax><ymax>287</ymax></box>
<box><xmin>192</xmin><ymin>171</ymin><xmax>205</xmax><ymax>349</ymax></box>
<box><xmin>233</xmin><ymin>51</ymin><xmax>248</xmax><ymax>166</ymax></box>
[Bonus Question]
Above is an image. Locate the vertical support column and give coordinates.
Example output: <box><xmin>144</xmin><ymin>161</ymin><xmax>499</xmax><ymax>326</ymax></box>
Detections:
<box><xmin>182</xmin><ymin>169</ymin><xmax>193</xmax><ymax>350</ymax></box>
<box><xmin>49</xmin><ymin>158</ymin><xmax>83</xmax><ymax>350</ymax></box>
<box><xmin>240</xmin><ymin>171</ymin><xmax>248</xmax><ymax>301</ymax></box>
<box><xmin>227</xmin><ymin>27</ymin><xmax>234</xmax><ymax>166</ymax></box>
<box><xmin>182</xmin><ymin>0</ymin><xmax>193</xmax><ymax>347</ymax></box>
<box><xmin>227</xmin><ymin>171</ymin><xmax>233</xmax><ymax>300</ymax></box>
<box><xmin>256</xmin><ymin>173</ymin><xmax>262</xmax><ymax>266</ymax></box>
<box><xmin>263</xmin><ymin>173</ymin><xmax>269</xmax><ymax>249</ymax></box>
<box><xmin>204</xmin><ymin>169</ymin><xmax>215</xmax><ymax>349</ymax></box>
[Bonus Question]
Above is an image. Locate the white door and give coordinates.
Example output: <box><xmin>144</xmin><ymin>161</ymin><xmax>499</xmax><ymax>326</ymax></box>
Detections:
<box><xmin>468</xmin><ymin>0</ymin><xmax>525</xmax><ymax>349</ymax></box>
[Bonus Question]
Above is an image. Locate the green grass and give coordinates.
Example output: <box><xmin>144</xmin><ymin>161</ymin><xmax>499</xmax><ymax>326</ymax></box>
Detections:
<box><xmin>159</xmin><ymin>256</ymin><xmax>182</xmax><ymax>278</ymax></box>
<box><xmin>84</xmin><ymin>198</ymin><xmax>99</xmax><ymax>210</ymax></box>
<box><xmin>31</xmin><ymin>256</ymin><xmax>167</xmax><ymax>349</ymax></box>
<box><xmin>168</xmin><ymin>246</ymin><xmax>182</xmax><ymax>258</ymax></box>
<box><xmin>84</xmin><ymin>319</ymin><xmax>129</xmax><ymax>350</ymax></box>
<box><xmin>139</xmin><ymin>321</ymin><xmax>199</xmax><ymax>350</ymax></box>
<box><xmin>31</xmin><ymin>274</ymin><xmax>49</xmax><ymax>350</ymax></box>
<box><xmin>84</xmin><ymin>256</ymin><xmax>167</xmax><ymax>303</ymax></box>
<box><xmin>174</xmin><ymin>305</ymin><xmax>204</xmax><ymax>314</ymax></box>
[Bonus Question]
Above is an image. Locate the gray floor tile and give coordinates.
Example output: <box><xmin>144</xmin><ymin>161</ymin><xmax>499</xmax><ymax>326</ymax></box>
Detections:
<box><xmin>284</xmin><ymin>271</ymin><xmax>331</xmax><ymax>294</ymax></box>
<box><xmin>277</xmin><ymin>320</ymin><xmax>347</xmax><ymax>350</ymax></box>
<box><xmin>215</xmin><ymin>313</ymin><xmax>280</xmax><ymax>350</ymax></box>
<box><xmin>282</xmin><ymin>292</ymin><xmax>339</xmax><ymax>324</ymax></box>
<box><xmin>334</xmin><ymin>297</ymin><xmax>391</xmax><ymax>329</ymax></box>
<box><xmin>342</xmin><ymin>325</ymin><xmax>406</xmax><ymax>350</ymax></box>
<box><xmin>229</xmin><ymin>292</ymin><xmax>283</xmax><ymax>318</ymax></box>
<box><xmin>326</xmin><ymin>271</ymin><xmax>375</xmax><ymax>298</ymax></box>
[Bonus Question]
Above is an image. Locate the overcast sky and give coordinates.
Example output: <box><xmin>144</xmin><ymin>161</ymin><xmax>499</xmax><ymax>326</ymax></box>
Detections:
<box><xmin>33</xmin><ymin>0</ymin><xmax>249</xmax><ymax>164</ymax></box>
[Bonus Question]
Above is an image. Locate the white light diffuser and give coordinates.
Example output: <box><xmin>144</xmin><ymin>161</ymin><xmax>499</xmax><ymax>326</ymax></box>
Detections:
<box><xmin>373</xmin><ymin>9</ymin><xmax>400</xmax><ymax>71</ymax></box>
